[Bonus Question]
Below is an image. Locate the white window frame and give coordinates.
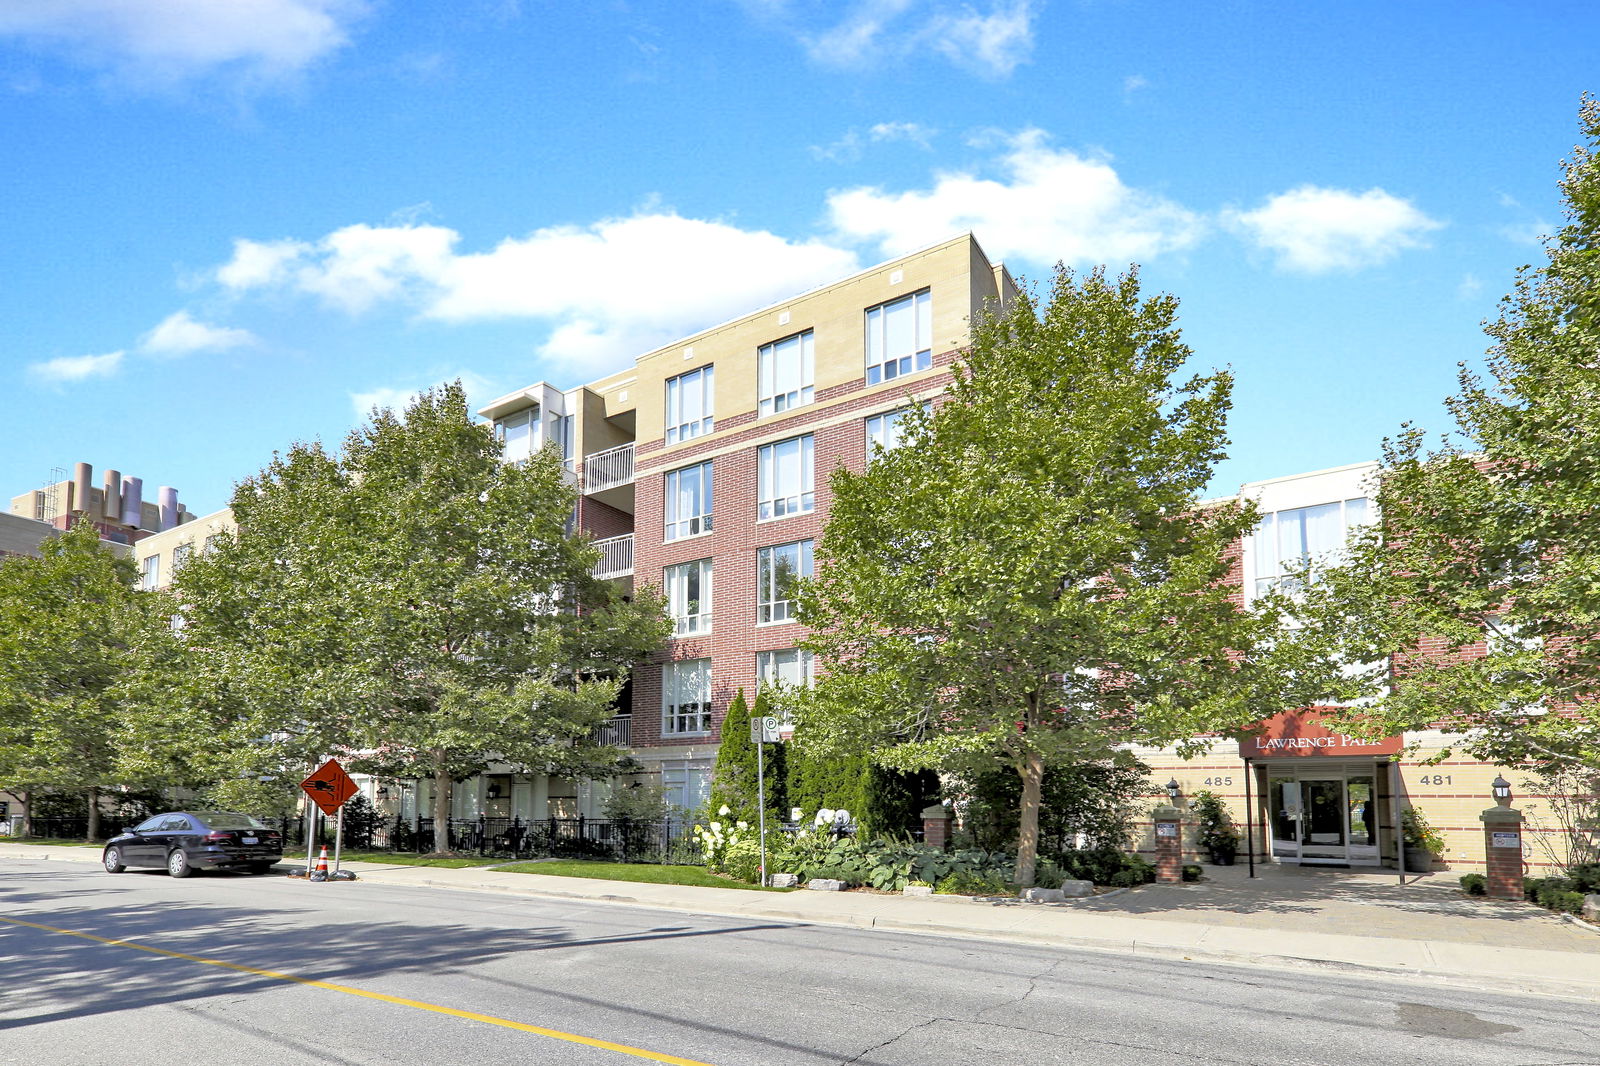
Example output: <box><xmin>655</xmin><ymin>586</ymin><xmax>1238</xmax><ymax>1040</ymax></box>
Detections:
<box><xmin>1250</xmin><ymin>497</ymin><xmax>1370</xmax><ymax>600</ymax></box>
<box><xmin>665</xmin><ymin>365</ymin><xmax>714</xmax><ymax>444</ymax></box>
<box><xmin>758</xmin><ymin>435</ymin><xmax>814</xmax><ymax>520</ymax></box>
<box><xmin>140</xmin><ymin>554</ymin><xmax>160</xmax><ymax>591</ymax></box>
<box><xmin>664</xmin><ymin>461</ymin><xmax>714</xmax><ymax>541</ymax></box>
<box><xmin>758</xmin><ymin>330</ymin><xmax>815</xmax><ymax>418</ymax></box>
<box><xmin>866</xmin><ymin>403</ymin><xmax>927</xmax><ymax>461</ymax></box>
<box><xmin>757</xmin><ymin>539</ymin><xmax>813</xmax><ymax>624</ymax></box>
<box><xmin>665</xmin><ymin>558</ymin><xmax>713</xmax><ymax>636</ymax></box>
<box><xmin>662</xmin><ymin>658</ymin><xmax>712</xmax><ymax>736</ymax></box>
<box><xmin>171</xmin><ymin>543</ymin><xmax>193</xmax><ymax>574</ymax></box>
<box><xmin>865</xmin><ymin>289</ymin><xmax>932</xmax><ymax>385</ymax></box>
<box><xmin>494</xmin><ymin>408</ymin><xmax>537</xmax><ymax>464</ymax></box>
<box><xmin>756</xmin><ymin>648</ymin><xmax>814</xmax><ymax>693</ymax></box>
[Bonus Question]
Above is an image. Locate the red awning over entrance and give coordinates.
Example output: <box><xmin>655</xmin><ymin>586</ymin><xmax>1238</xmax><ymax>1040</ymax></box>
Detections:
<box><xmin>1238</xmin><ymin>709</ymin><xmax>1403</xmax><ymax>759</ymax></box>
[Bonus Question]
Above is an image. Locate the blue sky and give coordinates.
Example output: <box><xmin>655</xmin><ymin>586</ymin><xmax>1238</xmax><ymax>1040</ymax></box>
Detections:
<box><xmin>2</xmin><ymin>1</ymin><xmax>1596</xmax><ymax>515</ymax></box>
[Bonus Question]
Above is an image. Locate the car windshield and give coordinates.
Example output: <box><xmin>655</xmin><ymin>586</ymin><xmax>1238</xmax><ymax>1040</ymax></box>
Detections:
<box><xmin>195</xmin><ymin>812</ymin><xmax>269</xmax><ymax>830</ymax></box>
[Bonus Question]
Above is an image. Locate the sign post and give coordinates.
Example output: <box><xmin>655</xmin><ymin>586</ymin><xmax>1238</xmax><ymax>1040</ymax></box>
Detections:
<box><xmin>299</xmin><ymin>758</ymin><xmax>359</xmax><ymax>880</ymax></box>
<box><xmin>749</xmin><ymin>715</ymin><xmax>781</xmax><ymax>888</ymax></box>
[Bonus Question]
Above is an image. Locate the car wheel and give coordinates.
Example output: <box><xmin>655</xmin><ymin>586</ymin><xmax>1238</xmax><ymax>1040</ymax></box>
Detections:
<box><xmin>167</xmin><ymin>848</ymin><xmax>194</xmax><ymax>878</ymax></box>
<box><xmin>248</xmin><ymin>862</ymin><xmax>277</xmax><ymax>875</ymax></box>
<box><xmin>102</xmin><ymin>847</ymin><xmax>126</xmax><ymax>873</ymax></box>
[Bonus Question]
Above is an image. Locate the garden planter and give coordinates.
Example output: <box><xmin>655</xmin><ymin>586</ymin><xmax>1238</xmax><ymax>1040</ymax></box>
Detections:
<box><xmin>1207</xmin><ymin>850</ymin><xmax>1237</xmax><ymax>866</ymax></box>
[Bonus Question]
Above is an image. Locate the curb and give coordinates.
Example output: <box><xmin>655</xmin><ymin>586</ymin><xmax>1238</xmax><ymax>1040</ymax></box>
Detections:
<box><xmin>370</xmin><ymin>871</ymin><xmax>1600</xmax><ymax>1003</ymax></box>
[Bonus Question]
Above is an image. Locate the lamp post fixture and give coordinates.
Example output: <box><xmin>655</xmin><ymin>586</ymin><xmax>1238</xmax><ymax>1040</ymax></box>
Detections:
<box><xmin>1166</xmin><ymin>778</ymin><xmax>1181</xmax><ymax>805</ymax></box>
<box><xmin>1491</xmin><ymin>775</ymin><xmax>1513</xmax><ymax>807</ymax></box>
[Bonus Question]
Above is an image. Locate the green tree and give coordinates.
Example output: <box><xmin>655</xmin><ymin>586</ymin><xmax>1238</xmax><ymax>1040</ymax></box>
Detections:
<box><xmin>0</xmin><ymin>523</ymin><xmax>172</xmax><ymax>839</ymax></box>
<box><xmin>856</xmin><ymin>764</ymin><xmax>942</xmax><ymax>839</ymax></box>
<box><xmin>1305</xmin><ymin>98</ymin><xmax>1600</xmax><ymax>772</ymax></box>
<box><xmin>709</xmin><ymin>688</ymin><xmax>786</xmax><ymax>826</ymax></box>
<box><xmin>173</xmin><ymin>382</ymin><xmax>669</xmax><ymax>853</ymax></box>
<box><xmin>792</xmin><ymin>265</ymin><xmax>1306</xmax><ymax>885</ymax></box>
<box><xmin>784</xmin><ymin>728</ymin><xmax>866</xmax><ymax>824</ymax></box>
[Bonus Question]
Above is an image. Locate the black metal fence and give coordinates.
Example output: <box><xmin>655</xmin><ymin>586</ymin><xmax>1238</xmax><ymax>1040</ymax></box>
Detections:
<box><xmin>10</xmin><ymin>813</ymin><xmax>703</xmax><ymax>866</ymax></box>
<box><xmin>392</xmin><ymin>816</ymin><xmax>703</xmax><ymax>864</ymax></box>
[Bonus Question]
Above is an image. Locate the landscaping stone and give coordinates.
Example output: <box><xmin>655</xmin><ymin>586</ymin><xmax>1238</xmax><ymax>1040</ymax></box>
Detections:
<box><xmin>770</xmin><ymin>873</ymin><xmax>799</xmax><ymax>888</ymax></box>
<box><xmin>1021</xmin><ymin>887</ymin><xmax>1065</xmax><ymax>903</ymax></box>
<box><xmin>1060</xmin><ymin>879</ymin><xmax>1094</xmax><ymax>898</ymax></box>
<box><xmin>903</xmin><ymin>884</ymin><xmax>933</xmax><ymax>897</ymax></box>
<box><xmin>807</xmin><ymin>878</ymin><xmax>844</xmax><ymax>891</ymax></box>
<box><xmin>1584</xmin><ymin>894</ymin><xmax>1600</xmax><ymax>923</ymax></box>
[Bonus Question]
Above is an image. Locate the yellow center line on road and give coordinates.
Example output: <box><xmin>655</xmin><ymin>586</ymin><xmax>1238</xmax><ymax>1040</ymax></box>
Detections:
<box><xmin>0</xmin><ymin>914</ymin><xmax>718</xmax><ymax>1066</ymax></box>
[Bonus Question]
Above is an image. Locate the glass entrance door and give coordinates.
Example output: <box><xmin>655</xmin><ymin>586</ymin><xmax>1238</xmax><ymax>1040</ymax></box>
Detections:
<box><xmin>1263</xmin><ymin>763</ymin><xmax>1381</xmax><ymax>865</ymax></box>
<box><xmin>1300</xmin><ymin>780</ymin><xmax>1346</xmax><ymax>859</ymax></box>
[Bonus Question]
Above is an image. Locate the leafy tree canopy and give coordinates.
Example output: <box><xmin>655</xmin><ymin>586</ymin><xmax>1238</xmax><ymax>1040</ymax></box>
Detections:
<box><xmin>0</xmin><ymin>523</ymin><xmax>175</xmax><ymax>838</ymax></box>
<box><xmin>789</xmin><ymin>264</ymin><xmax>1316</xmax><ymax>884</ymax></box>
<box><xmin>1305</xmin><ymin>97</ymin><xmax>1600</xmax><ymax>772</ymax></box>
<box><xmin>171</xmin><ymin>382</ymin><xmax>669</xmax><ymax>851</ymax></box>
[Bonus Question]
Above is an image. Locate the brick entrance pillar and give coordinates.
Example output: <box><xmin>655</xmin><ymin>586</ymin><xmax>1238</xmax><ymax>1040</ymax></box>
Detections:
<box><xmin>1153</xmin><ymin>805</ymin><xmax>1183</xmax><ymax>883</ymax></box>
<box><xmin>1480</xmin><ymin>805</ymin><xmax>1525</xmax><ymax>901</ymax></box>
<box><xmin>921</xmin><ymin>804</ymin><xmax>953</xmax><ymax>849</ymax></box>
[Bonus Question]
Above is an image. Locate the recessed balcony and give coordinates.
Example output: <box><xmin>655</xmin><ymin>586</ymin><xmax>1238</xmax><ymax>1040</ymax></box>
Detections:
<box><xmin>591</xmin><ymin>533</ymin><xmax>634</xmax><ymax>579</ymax></box>
<box><xmin>582</xmin><ymin>442</ymin><xmax>635</xmax><ymax>495</ymax></box>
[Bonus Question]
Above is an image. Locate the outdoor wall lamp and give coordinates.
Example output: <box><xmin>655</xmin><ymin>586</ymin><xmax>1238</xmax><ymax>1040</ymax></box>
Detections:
<box><xmin>1491</xmin><ymin>775</ymin><xmax>1513</xmax><ymax>806</ymax></box>
<box><xmin>486</xmin><ymin>783</ymin><xmax>502</xmax><ymax>800</ymax></box>
<box><xmin>1166</xmin><ymin>778</ymin><xmax>1181</xmax><ymax>804</ymax></box>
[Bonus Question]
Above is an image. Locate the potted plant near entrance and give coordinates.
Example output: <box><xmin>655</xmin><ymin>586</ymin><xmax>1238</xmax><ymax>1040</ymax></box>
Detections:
<box><xmin>1191</xmin><ymin>790</ymin><xmax>1240</xmax><ymax>866</ymax></box>
<box><xmin>1401</xmin><ymin>807</ymin><xmax>1445</xmax><ymax>872</ymax></box>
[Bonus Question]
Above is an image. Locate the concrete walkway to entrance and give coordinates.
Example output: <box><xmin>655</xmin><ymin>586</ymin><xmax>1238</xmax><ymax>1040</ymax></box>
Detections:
<box><xmin>6</xmin><ymin>843</ymin><xmax>1597</xmax><ymax>1001</ymax></box>
<box><xmin>1079</xmin><ymin>863</ymin><xmax>1593</xmax><ymax>953</ymax></box>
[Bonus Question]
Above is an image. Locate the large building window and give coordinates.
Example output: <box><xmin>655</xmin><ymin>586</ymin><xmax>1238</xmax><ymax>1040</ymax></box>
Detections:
<box><xmin>665</xmin><ymin>558</ymin><xmax>713</xmax><ymax>636</ymax></box>
<box><xmin>664</xmin><ymin>461</ymin><xmax>713</xmax><ymax>541</ymax></box>
<box><xmin>1252</xmin><ymin>498</ymin><xmax>1370</xmax><ymax>597</ymax></box>
<box><xmin>758</xmin><ymin>435</ymin><xmax>814</xmax><ymax>520</ymax></box>
<box><xmin>662</xmin><ymin>658</ymin><xmax>712</xmax><ymax>736</ymax></box>
<box><xmin>865</xmin><ymin>404</ymin><xmax>927</xmax><ymax>460</ymax></box>
<box><xmin>758</xmin><ymin>330</ymin><xmax>815</xmax><ymax>418</ymax></box>
<box><xmin>757</xmin><ymin>648</ymin><xmax>813</xmax><ymax>692</ymax></box>
<box><xmin>494</xmin><ymin>408</ymin><xmax>537</xmax><ymax>463</ymax></box>
<box><xmin>171</xmin><ymin>543</ymin><xmax>193</xmax><ymax>574</ymax></box>
<box><xmin>757</xmin><ymin>539</ymin><xmax>813</xmax><ymax>624</ymax></box>
<box><xmin>140</xmin><ymin>554</ymin><xmax>160</xmax><ymax>591</ymax></box>
<box><xmin>865</xmin><ymin>290</ymin><xmax>932</xmax><ymax>385</ymax></box>
<box><xmin>665</xmin><ymin>365</ymin><xmax>714</xmax><ymax>444</ymax></box>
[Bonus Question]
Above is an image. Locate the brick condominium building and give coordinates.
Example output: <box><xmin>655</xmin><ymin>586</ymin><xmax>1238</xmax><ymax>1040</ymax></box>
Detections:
<box><xmin>112</xmin><ymin>232</ymin><xmax>1587</xmax><ymax>876</ymax></box>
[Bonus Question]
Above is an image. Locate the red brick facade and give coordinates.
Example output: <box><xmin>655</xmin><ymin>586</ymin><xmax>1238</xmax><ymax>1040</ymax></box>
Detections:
<box><xmin>629</xmin><ymin>356</ymin><xmax>958</xmax><ymax>749</ymax></box>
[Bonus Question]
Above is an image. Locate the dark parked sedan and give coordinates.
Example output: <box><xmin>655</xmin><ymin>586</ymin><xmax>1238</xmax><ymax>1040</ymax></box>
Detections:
<box><xmin>102</xmin><ymin>811</ymin><xmax>283</xmax><ymax>877</ymax></box>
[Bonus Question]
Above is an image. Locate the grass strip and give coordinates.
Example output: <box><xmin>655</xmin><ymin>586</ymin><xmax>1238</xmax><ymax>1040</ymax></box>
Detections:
<box><xmin>496</xmin><ymin>859</ymin><xmax>795</xmax><ymax>891</ymax></box>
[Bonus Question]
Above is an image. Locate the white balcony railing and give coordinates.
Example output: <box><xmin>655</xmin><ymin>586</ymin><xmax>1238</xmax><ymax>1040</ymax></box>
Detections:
<box><xmin>582</xmin><ymin>442</ymin><xmax>635</xmax><ymax>494</ymax></box>
<box><xmin>592</xmin><ymin>534</ymin><xmax>634</xmax><ymax>579</ymax></box>
<box><xmin>591</xmin><ymin>714</ymin><xmax>632</xmax><ymax>747</ymax></box>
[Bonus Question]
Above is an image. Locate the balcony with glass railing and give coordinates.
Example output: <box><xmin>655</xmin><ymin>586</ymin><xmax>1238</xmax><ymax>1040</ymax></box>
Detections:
<box><xmin>591</xmin><ymin>534</ymin><xmax>634</xmax><ymax>579</ymax></box>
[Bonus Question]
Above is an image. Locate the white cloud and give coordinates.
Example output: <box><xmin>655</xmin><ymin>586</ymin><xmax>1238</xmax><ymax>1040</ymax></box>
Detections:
<box><xmin>217</xmin><ymin>238</ymin><xmax>314</xmax><ymax>289</ymax></box>
<box><xmin>1123</xmin><ymin>73</ymin><xmax>1148</xmax><ymax>97</ymax></box>
<box><xmin>28</xmin><ymin>350</ymin><xmax>124</xmax><ymax>385</ymax></box>
<box><xmin>797</xmin><ymin>0</ymin><xmax>1033</xmax><ymax>78</ymax></box>
<box><xmin>140</xmin><ymin>311</ymin><xmax>257</xmax><ymax>357</ymax></box>
<box><xmin>925</xmin><ymin>0</ymin><xmax>1034</xmax><ymax>78</ymax></box>
<box><xmin>812</xmin><ymin>121</ymin><xmax>938</xmax><ymax>163</ymax></box>
<box><xmin>1226</xmin><ymin>186</ymin><xmax>1444</xmax><ymax>274</ymax></box>
<box><xmin>350</xmin><ymin>370</ymin><xmax>495</xmax><ymax>420</ymax></box>
<box><xmin>0</xmin><ymin>0</ymin><xmax>366</xmax><ymax>85</ymax></box>
<box><xmin>219</xmin><ymin>212</ymin><xmax>861</xmax><ymax>373</ymax></box>
<box><xmin>826</xmin><ymin>128</ymin><xmax>1204</xmax><ymax>267</ymax></box>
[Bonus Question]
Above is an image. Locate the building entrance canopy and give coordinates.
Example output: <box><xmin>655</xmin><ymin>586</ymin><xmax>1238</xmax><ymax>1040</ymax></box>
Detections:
<box><xmin>1238</xmin><ymin>709</ymin><xmax>1402</xmax><ymax>760</ymax></box>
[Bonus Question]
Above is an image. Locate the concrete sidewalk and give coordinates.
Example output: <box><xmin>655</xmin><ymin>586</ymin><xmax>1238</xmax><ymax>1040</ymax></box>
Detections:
<box><xmin>7</xmin><ymin>842</ymin><xmax>1598</xmax><ymax>1001</ymax></box>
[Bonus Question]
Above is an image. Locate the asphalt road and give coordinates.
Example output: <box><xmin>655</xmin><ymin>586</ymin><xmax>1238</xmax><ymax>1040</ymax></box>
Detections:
<box><xmin>2</xmin><ymin>855</ymin><xmax>1597</xmax><ymax>1066</ymax></box>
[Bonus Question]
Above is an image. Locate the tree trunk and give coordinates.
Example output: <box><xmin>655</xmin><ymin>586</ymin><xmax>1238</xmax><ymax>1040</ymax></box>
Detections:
<box><xmin>432</xmin><ymin>755</ymin><xmax>452</xmax><ymax>855</ymax></box>
<box><xmin>1015</xmin><ymin>752</ymin><xmax>1044</xmax><ymax>887</ymax></box>
<box><xmin>19</xmin><ymin>789</ymin><xmax>32</xmax><ymax>838</ymax></box>
<box><xmin>85</xmin><ymin>785</ymin><xmax>100</xmax><ymax>842</ymax></box>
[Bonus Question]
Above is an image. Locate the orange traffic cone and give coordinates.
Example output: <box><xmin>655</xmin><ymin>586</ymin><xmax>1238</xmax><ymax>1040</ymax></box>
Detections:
<box><xmin>310</xmin><ymin>845</ymin><xmax>330</xmax><ymax>882</ymax></box>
